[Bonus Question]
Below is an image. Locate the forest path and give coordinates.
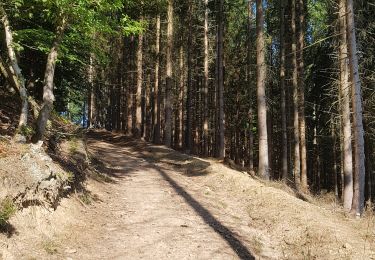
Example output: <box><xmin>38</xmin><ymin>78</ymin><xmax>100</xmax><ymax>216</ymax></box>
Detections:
<box><xmin>6</xmin><ymin>130</ymin><xmax>373</xmax><ymax>260</ymax></box>
<box><xmin>60</xmin><ymin>131</ymin><xmax>261</xmax><ymax>260</ymax></box>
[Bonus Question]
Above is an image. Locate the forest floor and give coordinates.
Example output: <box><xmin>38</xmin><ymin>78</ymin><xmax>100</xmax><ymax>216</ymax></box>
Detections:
<box><xmin>1</xmin><ymin>130</ymin><xmax>375</xmax><ymax>259</ymax></box>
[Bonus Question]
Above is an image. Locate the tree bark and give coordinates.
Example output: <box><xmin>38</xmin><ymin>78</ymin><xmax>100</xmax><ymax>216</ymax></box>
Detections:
<box><xmin>298</xmin><ymin>0</ymin><xmax>307</xmax><ymax>190</ymax></box>
<box><xmin>256</xmin><ymin>0</ymin><xmax>269</xmax><ymax>179</ymax></box>
<box><xmin>291</xmin><ymin>0</ymin><xmax>301</xmax><ymax>187</ymax></box>
<box><xmin>164</xmin><ymin>0</ymin><xmax>174</xmax><ymax>147</ymax></box>
<box><xmin>217</xmin><ymin>0</ymin><xmax>225</xmax><ymax>159</ymax></box>
<box><xmin>153</xmin><ymin>15</ymin><xmax>161</xmax><ymax>144</ymax></box>
<box><xmin>247</xmin><ymin>0</ymin><xmax>255</xmax><ymax>173</ymax></box>
<box><xmin>338</xmin><ymin>0</ymin><xmax>354</xmax><ymax>211</ymax></box>
<box><xmin>87</xmin><ymin>55</ymin><xmax>97</xmax><ymax>128</ymax></box>
<box><xmin>177</xmin><ymin>44</ymin><xmax>185</xmax><ymax>148</ymax></box>
<box><xmin>346</xmin><ymin>0</ymin><xmax>366</xmax><ymax>216</ymax></box>
<box><xmin>0</xmin><ymin>55</ymin><xmax>17</xmax><ymax>94</ymax></box>
<box><xmin>280</xmin><ymin>0</ymin><xmax>288</xmax><ymax>181</ymax></box>
<box><xmin>0</xmin><ymin>5</ymin><xmax>28</xmax><ymax>128</ymax></box>
<box><xmin>203</xmin><ymin>0</ymin><xmax>209</xmax><ymax>156</ymax></box>
<box><xmin>185</xmin><ymin>0</ymin><xmax>193</xmax><ymax>153</ymax></box>
<box><xmin>33</xmin><ymin>15</ymin><xmax>67</xmax><ymax>142</ymax></box>
<box><xmin>135</xmin><ymin>17</ymin><xmax>144</xmax><ymax>138</ymax></box>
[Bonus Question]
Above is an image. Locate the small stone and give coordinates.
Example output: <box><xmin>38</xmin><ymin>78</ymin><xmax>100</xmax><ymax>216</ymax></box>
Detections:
<box><xmin>30</xmin><ymin>141</ymin><xmax>43</xmax><ymax>153</ymax></box>
<box><xmin>14</xmin><ymin>134</ymin><xmax>26</xmax><ymax>144</ymax></box>
<box><xmin>65</xmin><ymin>248</ymin><xmax>77</xmax><ymax>254</ymax></box>
<box><xmin>21</xmin><ymin>153</ymin><xmax>31</xmax><ymax>161</ymax></box>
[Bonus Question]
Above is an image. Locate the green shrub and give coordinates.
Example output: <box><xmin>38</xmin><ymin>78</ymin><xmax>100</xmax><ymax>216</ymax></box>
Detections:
<box><xmin>18</xmin><ymin>125</ymin><xmax>35</xmax><ymax>139</ymax></box>
<box><xmin>0</xmin><ymin>198</ymin><xmax>16</xmax><ymax>227</ymax></box>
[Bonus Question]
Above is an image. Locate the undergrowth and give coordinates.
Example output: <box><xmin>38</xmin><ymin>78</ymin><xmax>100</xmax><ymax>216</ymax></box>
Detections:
<box><xmin>0</xmin><ymin>198</ymin><xmax>16</xmax><ymax>227</ymax></box>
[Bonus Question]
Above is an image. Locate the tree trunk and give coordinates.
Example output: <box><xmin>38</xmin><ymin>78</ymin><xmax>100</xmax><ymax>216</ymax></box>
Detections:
<box><xmin>144</xmin><ymin>73</ymin><xmax>151</xmax><ymax>140</ymax></box>
<box><xmin>135</xmin><ymin>17</ymin><xmax>144</xmax><ymax>138</ymax></box>
<box><xmin>338</xmin><ymin>0</ymin><xmax>354</xmax><ymax>211</ymax></box>
<box><xmin>178</xmin><ymin>44</ymin><xmax>185</xmax><ymax>149</ymax></box>
<box><xmin>291</xmin><ymin>0</ymin><xmax>301</xmax><ymax>187</ymax></box>
<box><xmin>87</xmin><ymin>55</ymin><xmax>97</xmax><ymax>128</ymax></box>
<box><xmin>0</xmin><ymin>55</ymin><xmax>17</xmax><ymax>94</ymax></box>
<box><xmin>185</xmin><ymin>0</ymin><xmax>193</xmax><ymax>153</ymax></box>
<box><xmin>0</xmin><ymin>5</ymin><xmax>28</xmax><ymax>128</ymax></box>
<box><xmin>247</xmin><ymin>0</ymin><xmax>255</xmax><ymax>173</ymax></box>
<box><xmin>33</xmin><ymin>16</ymin><xmax>67</xmax><ymax>142</ymax></box>
<box><xmin>331</xmin><ymin>118</ymin><xmax>339</xmax><ymax>200</ymax></box>
<box><xmin>298</xmin><ymin>0</ymin><xmax>307</xmax><ymax>190</ymax></box>
<box><xmin>217</xmin><ymin>0</ymin><xmax>225</xmax><ymax>159</ymax></box>
<box><xmin>153</xmin><ymin>15</ymin><xmax>161</xmax><ymax>144</ymax></box>
<box><xmin>280</xmin><ymin>0</ymin><xmax>288</xmax><ymax>181</ymax></box>
<box><xmin>256</xmin><ymin>0</ymin><xmax>269</xmax><ymax>179</ymax></box>
<box><xmin>346</xmin><ymin>0</ymin><xmax>366</xmax><ymax>216</ymax></box>
<box><xmin>164</xmin><ymin>0</ymin><xmax>174</xmax><ymax>147</ymax></box>
<box><xmin>203</xmin><ymin>0</ymin><xmax>209</xmax><ymax>156</ymax></box>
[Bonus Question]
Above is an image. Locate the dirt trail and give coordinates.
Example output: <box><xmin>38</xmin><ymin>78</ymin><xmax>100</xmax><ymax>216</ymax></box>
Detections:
<box><xmin>3</xmin><ymin>130</ymin><xmax>374</xmax><ymax>260</ymax></box>
<box><xmin>64</xmin><ymin>132</ymin><xmax>260</xmax><ymax>259</ymax></box>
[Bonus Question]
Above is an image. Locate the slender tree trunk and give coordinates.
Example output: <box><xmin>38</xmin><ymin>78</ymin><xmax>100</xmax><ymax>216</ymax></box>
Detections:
<box><xmin>291</xmin><ymin>0</ymin><xmax>301</xmax><ymax>186</ymax></box>
<box><xmin>87</xmin><ymin>55</ymin><xmax>97</xmax><ymax>128</ymax></box>
<box><xmin>256</xmin><ymin>0</ymin><xmax>269</xmax><ymax>179</ymax></box>
<box><xmin>364</xmin><ymin>130</ymin><xmax>373</xmax><ymax>203</ymax></box>
<box><xmin>338</xmin><ymin>0</ymin><xmax>354</xmax><ymax>211</ymax></box>
<box><xmin>153</xmin><ymin>15</ymin><xmax>161</xmax><ymax>144</ymax></box>
<box><xmin>332</xmin><ymin>118</ymin><xmax>339</xmax><ymax>199</ymax></box>
<box><xmin>248</xmin><ymin>0</ymin><xmax>255</xmax><ymax>173</ymax></box>
<box><xmin>178</xmin><ymin>44</ymin><xmax>185</xmax><ymax>148</ymax></box>
<box><xmin>127</xmin><ymin>37</ymin><xmax>135</xmax><ymax>134</ymax></box>
<box><xmin>203</xmin><ymin>0</ymin><xmax>209</xmax><ymax>156</ymax></box>
<box><xmin>164</xmin><ymin>0</ymin><xmax>174</xmax><ymax>147</ymax></box>
<box><xmin>33</xmin><ymin>16</ymin><xmax>67</xmax><ymax>142</ymax></box>
<box><xmin>0</xmin><ymin>56</ymin><xmax>16</xmax><ymax>93</ymax></box>
<box><xmin>280</xmin><ymin>0</ymin><xmax>288</xmax><ymax>181</ymax></box>
<box><xmin>298</xmin><ymin>0</ymin><xmax>308</xmax><ymax>190</ymax></box>
<box><xmin>346</xmin><ymin>0</ymin><xmax>366</xmax><ymax>216</ymax></box>
<box><xmin>134</xmin><ymin>17</ymin><xmax>144</xmax><ymax>138</ymax></box>
<box><xmin>144</xmin><ymin>74</ymin><xmax>151</xmax><ymax>140</ymax></box>
<box><xmin>217</xmin><ymin>0</ymin><xmax>225</xmax><ymax>159</ymax></box>
<box><xmin>0</xmin><ymin>5</ymin><xmax>28</xmax><ymax>128</ymax></box>
<box><xmin>185</xmin><ymin>0</ymin><xmax>193</xmax><ymax>153</ymax></box>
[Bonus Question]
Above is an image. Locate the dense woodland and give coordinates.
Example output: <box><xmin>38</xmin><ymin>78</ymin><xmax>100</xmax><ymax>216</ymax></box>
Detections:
<box><xmin>0</xmin><ymin>0</ymin><xmax>374</xmax><ymax>217</ymax></box>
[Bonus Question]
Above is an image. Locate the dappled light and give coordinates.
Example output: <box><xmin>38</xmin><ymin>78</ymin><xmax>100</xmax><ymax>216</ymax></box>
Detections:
<box><xmin>1</xmin><ymin>0</ymin><xmax>375</xmax><ymax>258</ymax></box>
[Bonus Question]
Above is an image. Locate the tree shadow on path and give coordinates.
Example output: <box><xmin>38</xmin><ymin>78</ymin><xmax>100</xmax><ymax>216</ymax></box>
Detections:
<box><xmin>88</xmin><ymin>130</ymin><xmax>255</xmax><ymax>260</ymax></box>
<box><xmin>152</xmin><ymin>163</ymin><xmax>255</xmax><ymax>260</ymax></box>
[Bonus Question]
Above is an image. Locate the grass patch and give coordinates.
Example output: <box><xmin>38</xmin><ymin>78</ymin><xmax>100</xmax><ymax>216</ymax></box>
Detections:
<box><xmin>78</xmin><ymin>191</ymin><xmax>100</xmax><ymax>205</ymax></box>
<box><xmin>42</xmin><ymin>239</ymin><xmax>59</xmax><ymax>255</ymax></box>
<box><xmin>17</xmin><ymin>125</ymin><xmax>35</xmax><ymax>139</ymax></box>
<box><xmin>0</xmin><ymin>198</ymin><xmax>16</xmax><ymax>227</ymax></box>
<box><xmin>68</xmin><ymin>137</ymin><xmax>79</xmax><ymax>155</ymax></box>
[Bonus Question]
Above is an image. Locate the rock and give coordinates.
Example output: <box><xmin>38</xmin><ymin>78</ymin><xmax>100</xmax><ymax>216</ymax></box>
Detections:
<box><xmin>65</xmin><ymin>248</ymin><xmax>77</xmax><ymax>254</ymax></box>
<box><xmin>39</xmin><ymin>179</ymin><xmax>57</xmax><ymax>190</ymax></box>
<box><xmin>14</xmin><ymin>134</ymin><xmax>26</xmax><ymax>144</ymax></box>
<box><xmin>30</xmin><ymin>141</ymin><xmax>44</xmax><ymax>154</ymax></box>
<box><xmin>40</xmin><ymin>154</ymin><xmax>52</xmax><ymax>162</ymax></box>
<box><xmin>21</xmin><ymin>153</ymin><xmax>31</xmax><ymax>161</ymax></box>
